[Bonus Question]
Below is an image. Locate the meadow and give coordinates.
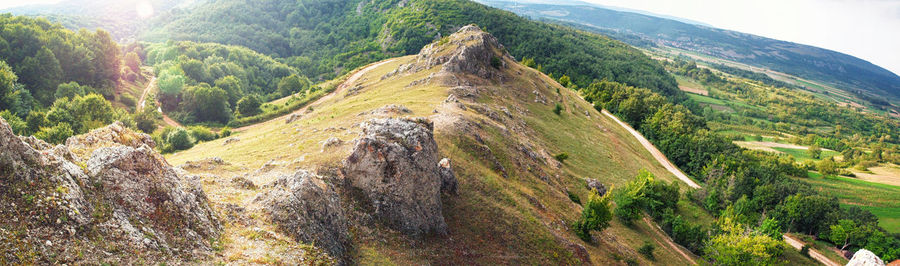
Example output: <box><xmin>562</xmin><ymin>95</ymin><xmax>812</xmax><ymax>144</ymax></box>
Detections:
<box><xmin>801</xmin><ymin>172</ymin><xmax>900</xmax><ymax>234</ymax></box>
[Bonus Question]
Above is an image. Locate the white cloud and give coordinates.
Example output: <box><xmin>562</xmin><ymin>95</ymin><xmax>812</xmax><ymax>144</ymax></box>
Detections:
<box><xmin>584</xmin><ymin>0</ymin><xmax>900</xmax><ymax>76</ymax></box>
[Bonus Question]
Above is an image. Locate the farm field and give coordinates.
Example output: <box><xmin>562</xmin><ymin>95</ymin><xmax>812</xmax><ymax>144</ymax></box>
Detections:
<box><xmin>851</xmin><ymin>163</ymin><xmax>900</xmax><ymax>186</ymax></box>
<box><xmin>771</xmin><ymin>147</ymin><xmax>840</xmax><ymax>162</ymax></box>
<box><xmin>800</xmin><ymin>172</ymin><xmax>900</xmax><ymax>234</ymax></box>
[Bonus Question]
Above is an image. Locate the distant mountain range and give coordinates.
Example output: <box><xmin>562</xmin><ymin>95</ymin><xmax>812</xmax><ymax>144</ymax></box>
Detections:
<box><xmin>480</xmin><ymin>0</ymin><xmax>900</xmax><ymax>101</ymax></box>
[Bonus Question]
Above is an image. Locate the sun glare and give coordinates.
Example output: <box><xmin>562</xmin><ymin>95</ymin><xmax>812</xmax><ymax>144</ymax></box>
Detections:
<box><xmin>136</xmin><ymin>1</ymin><xmax>154</xmax><ymax>19</ymax></box>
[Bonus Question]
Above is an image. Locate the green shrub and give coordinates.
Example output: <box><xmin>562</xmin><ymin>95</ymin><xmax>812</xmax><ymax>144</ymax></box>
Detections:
<box><xmin>573</xmin><ymin>191</ymin><xmax>613</xmax><ymax>242</ymax></box>
<box><xmin>120</xmin><ymin>94</ymin><xmax>137</xmax><ymax>109</ymax></box>
<box><xmin>188</xmin><ymin>125</ymin><xmax>217</xmax><ymax>142</ymax></box>
<box><xmin>490</xmin><ymin>56</ymin><xmax>501</xmax><ymax>69</ymax></box>
<box><xmin>800</xmin><ymin>244</ymin><xmax>810</xmax><ymax>257</ymax></box>
<box><xmin>554</xmin><ymin>152</ymin><xmax>569</xmax><ymax>162</ymax></box>
<box><xmin>638</xmin><ymin>241</ymin><xmax>655</xmax><ymax>260</ymax></box>
<box><xmin>167</xmin><ymin>128</ymin><xmax>194</xmax><ymax>151</ymax></box>
<box><xmin>220</xmin><ymin>126</ymin><xmax>232</xmax><ymax>137</ymax></box>
<box><xmin>568</xmin><ymin>191</ymin><xmax>582</xmax><ymax>205</ymax></box>
<box><xmin>553</xmin><ymin>103</ymin><xmax>563</xmax><ymax>115</ymax></box>
<box><xmin>35</xmin><ymin>122</ymin><xmax>74</xmax><ymax>144</ymax></box>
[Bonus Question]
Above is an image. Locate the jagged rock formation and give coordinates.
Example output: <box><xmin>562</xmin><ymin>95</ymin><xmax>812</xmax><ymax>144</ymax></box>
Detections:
<box><xmin>341</xmin><ymin>118</ymin><xmax>455</xmax><ymax>236</ymax></box>
<box><xmin>847</xmin><ymin>249</ymin><xmax>886</xmax><ymax>266</ymax></box>
<box><xmin>254</xmin><ymin>170</ymin><xmax>350</xmax><ymax>261</ymax></box>
<box><xmin>0</xmin><ymin>118</ymin><xmax>219</xmax><ymax>264</ymax></box>
<box><xmin>383</xmin><ymin>24</ymin><xmax>513</xmax><ymax>84</ymax></box>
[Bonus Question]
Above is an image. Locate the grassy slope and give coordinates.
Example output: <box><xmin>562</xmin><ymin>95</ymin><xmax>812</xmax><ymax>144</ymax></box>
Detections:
<box><xmin>167</xmin><ymin>44</ymin><xmax>708</xmax><ymax>263</ymax></box>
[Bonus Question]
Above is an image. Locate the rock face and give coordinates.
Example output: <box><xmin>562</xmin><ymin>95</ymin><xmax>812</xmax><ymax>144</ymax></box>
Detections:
<box><xmin>383</xmin><ymin>24</ymin><xmax>513</xmax><ymax>83</ymax></box>
<box><xmin>0</xmin><ymin>117</ymin><xmax>219</xmax><ymax>263</ymax></box>
<box><xmin>341</xmin><ymin>118</ymin><xmax>453</xmax><ymax>236</ymax></box>
<box><xmin>254</xmin><ymin>170</ymin><xmax>350</xmax><ymax>260</ymax></box>
<box><xmin>847</xmin><ymin>249</ymin><xmax>886</xmax><ymax>266</ymax></box>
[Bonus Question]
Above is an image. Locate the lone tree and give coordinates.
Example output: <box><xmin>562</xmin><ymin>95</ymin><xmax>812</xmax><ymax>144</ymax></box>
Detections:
<box><xmin>573</xmin><ymin>190</ymin><xmax>613</xmax><ymax>242</ymax></box>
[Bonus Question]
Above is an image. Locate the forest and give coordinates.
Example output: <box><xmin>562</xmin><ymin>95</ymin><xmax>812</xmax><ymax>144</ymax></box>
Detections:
<box><xmin>143</xmin><ymin>0</ymin><xmax>680</xmax><ymax>97</ymax></box>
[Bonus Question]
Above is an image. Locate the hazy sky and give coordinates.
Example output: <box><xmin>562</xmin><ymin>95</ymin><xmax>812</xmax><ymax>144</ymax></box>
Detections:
<box><xmin>2</xmin><ymin>0</ymin><xmax>898</xmax><ymax>76</ymax></box>
<box><xmin>584</xmin><ymin>0</ymin><xmax>900</xmax><ymax>76</ymax></box>
<box><xmin>0</xmin><ymin>0</ymin><xmax>60</xmax><ymax>9</ymax></box>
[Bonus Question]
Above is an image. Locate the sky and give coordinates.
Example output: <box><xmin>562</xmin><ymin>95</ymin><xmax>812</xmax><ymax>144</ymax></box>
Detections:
<box><xmin>0</xmin><ymin>0</ymin><xmax>60</xmax><ymax>9</ymax></box>
<box><xmin>2</xmin><ymin>0</ymin><xmax>898</xmax><ymax>76</ymax></box>
<box><xmin>583</xmin><ymin>0</ymin><xmax>900</xmax><ymax>76</ymax></box>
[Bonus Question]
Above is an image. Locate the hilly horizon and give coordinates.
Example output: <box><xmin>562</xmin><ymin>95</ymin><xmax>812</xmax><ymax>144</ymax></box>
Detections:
<box><xmin>1</xmin><ymin>0</ymin><xmax>899</xmax><ymax>265</ymax></box>
<box><xmin>480</xmin><ymin>0</ymin><xmax>900</xmax><ymax>104</ymax></box>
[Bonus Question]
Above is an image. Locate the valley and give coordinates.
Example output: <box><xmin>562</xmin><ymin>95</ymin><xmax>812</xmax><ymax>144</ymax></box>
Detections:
<box><xmin>1</xmin><ymin>0</ymin><xmax>898</xmax><ymax>265</ymax></box>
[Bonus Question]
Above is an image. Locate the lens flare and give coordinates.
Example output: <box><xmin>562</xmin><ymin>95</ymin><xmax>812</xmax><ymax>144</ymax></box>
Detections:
<box><xmin>136</xmin><ymin>1</ymin><xmax>154</xmax><ymax>19</ymax></box>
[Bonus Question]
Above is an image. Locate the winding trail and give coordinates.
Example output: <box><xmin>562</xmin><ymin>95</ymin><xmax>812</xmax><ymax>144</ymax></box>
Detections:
<box><xmin>137</xmin><ymin>75</ymin><xmax>182</xmax><ymax>128</ymax></box>
<box><xmin>603</xmin><ymin>110</ymin><xmax>840</xmax><ymax>266</ymax></box>
<box><xmin>234</xmin><ymin>59</ymin><xmax>395</xmax><ymax>132</ymax></box>
<box><xmin>601</xmin><ymin>110</ymin><xmax>699</xmax><ymax>189</ymax></box>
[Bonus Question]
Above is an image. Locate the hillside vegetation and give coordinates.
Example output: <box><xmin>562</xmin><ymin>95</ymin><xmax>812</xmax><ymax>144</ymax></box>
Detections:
<box><xmin>164</xmin><ymin>26</ymin><xmax>704</xmax><ymax>265</ymax></box>
<box><xmin>483</xmin><ymin>0</ymin><xmax>900</xmax><ymax>102</ymax></box>
<box><xmin>142</xmin><ymin>0</ymin><xmax>680</xmax><ymax>97</ymax></box>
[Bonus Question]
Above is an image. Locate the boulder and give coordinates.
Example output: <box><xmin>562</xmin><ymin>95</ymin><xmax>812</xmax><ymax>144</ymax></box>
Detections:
<box><xmin>847</xmin><ymin>249</ymin><xmax>885</xmax><ymax>266</ymax></box>
<box><xmin>439</xmin><ymin>158</ymin><xmax>458</xmax><ymax>195</ymax></box>
<box><xmin>254</xmin><ymin>170</ymin><xmax>350</xmax><ymax>261</ymax></box>
<box><xmin>87</xmin><ymin>144</ymin><xmax>220</xmax><ymax>252</ymax></box>
<box><xmin>322</xmin><ymin>137</ymin><xmax>344</xmax><ymax>151</ymax></box>
<box><xmin>341</xmin><ymin>118</ymin><xmax>449</xmax><ymax>236</ymax></box>
<box><xmin>285</xmin><ymin>113</ymin><xmax>302</xmax><ymax>124</ymax></box>
<box><xmin>586</xmin><ymin>178</ymin><xmax>607</xmax><ymax>196</ymax></box>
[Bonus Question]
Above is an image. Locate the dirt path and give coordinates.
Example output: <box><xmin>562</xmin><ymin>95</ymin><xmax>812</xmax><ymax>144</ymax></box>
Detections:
<box><xmin>234</xmin><ymin>59</ymin><xmax>395</xmax><ymax>133</ymax></box>
<box><xmin>137</xmin><ymin>74</ymin><xmax>182</xmax><ymax>128</ymax></box>
<box><xmin>784</xmin><ymin>234</ymin><xmax>841</xmax><ymax>266</ymax></box>
<box><xmin>138</xmin><ymin>77</ymin><xmax>157</xmax><ymax>112</ymax></box>
<box><xmin>643</xmin><ymin>217</ymin><xmax>698</xmax><ymax>265</ymax></box>
<box><xmin>601</xmin><ymin>110</ymin><xmax>700</xmax><ymax>189</ymax></box>
<box><xmin>605</xmin><ymin>110</ymin><xmax>841</xmax><ymax>266</ymax></box>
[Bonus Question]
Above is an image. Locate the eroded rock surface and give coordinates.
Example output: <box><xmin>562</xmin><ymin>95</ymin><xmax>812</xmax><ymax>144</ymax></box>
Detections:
<box><xmin>0</xmin><ymin>118</ymin><xmax>219</xmax><ymax>263</ymax></box>
<box><xmin>254</xmin><ymin>170</ymin><xmax>350</xmax><ymax>261</ymax></box>
<box><xmin>847</xmin><ymin>249</ymin><xmax>885</xmax><ymax>266</ymax></box>
<box><xmin>341</xmin><ymin>118</ymin><xmax>453</xmax><ymax>236</ymax></box>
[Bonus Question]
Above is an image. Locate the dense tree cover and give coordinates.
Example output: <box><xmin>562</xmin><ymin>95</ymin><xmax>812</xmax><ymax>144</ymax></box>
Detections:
<box><xmin>0</xmin><ymin>15</ymin><xmax>130</xmax><ymax>143</ymax></box>
<box><xmin>144</xmin><ymin>41</ymin><xmax>310</xmax><ymax>124</ymax></box>
<box><xmin>703</xmin><ymin>216</ymin><xmax>784</xmax><ymax>265</ymax></box>
<box><xmin>0</xmin><ymin>14</ymin><xmax>120</xmax><ymax>105</ymax></box>
<box><xmin>581</xmin><ymin>79</ymin><xmax>900</xmax><ymax>260</ymax></box>
<box><xmin>143</xmin><ymin>0</ymin><xmax>679</xmax><ymax>97</ymax></box>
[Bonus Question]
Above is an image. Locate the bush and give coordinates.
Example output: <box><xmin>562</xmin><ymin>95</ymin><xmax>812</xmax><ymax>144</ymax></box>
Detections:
<box><xmin>167</xmin><ymin>128</ymin><xmax>194</xmax><ymax>151</ymax></box>
<box><xmin>573</xmin><ymin>191</ymin><xmax>613</xmax><ymax>242</ymax></box>
<box><xmin>34</xmin><ymin>122</ymin><xmax>74</xmax><ymax>144</ymax></box>
<box><xmin>800</xmin><ymin>244</ymin><xmax>811</xmax><ymax>257</ymax></box>
<box><xmin>568</xmin><ymin>191</ymin><xmax>582</xmax><ymax>205</ymax></box>
<box><xmin>220</xmin><ymin>126</ymin><xmax>232</xmax><ymax>137</ymax></box>
<box><xmin>554</xmin><ymin>152</ymin><xmax>569</xmax><ymax>162</ymax></box>
<box><xmin>120</xmin><ymin>94</ymin><xmax>137</xmax><ymax>109</ymax></box>
<box><xmin>638</xmin><ymin>241</ymin><xmax>656</xmax><ymax>260</ymax></box>
<box><xmin>553</xmin><ymin>103</ymin><xmax>563</xmax><ymax>115</ymax></box>
<box><xmin>237</xmin><ymin>95</ymin><xmax>262</xmax><ymax>117</ymax></box>
<box><xmin>189</xmin><ymin>125</ymin><xmax>218</xmax><ymax>142</ymax></box>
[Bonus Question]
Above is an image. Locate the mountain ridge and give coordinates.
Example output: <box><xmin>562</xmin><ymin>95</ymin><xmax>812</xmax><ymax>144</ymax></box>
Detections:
<box><xmin>482</xmin><ymin>0</ymin><xmax>900</xmax><ymax>101</ymax></box>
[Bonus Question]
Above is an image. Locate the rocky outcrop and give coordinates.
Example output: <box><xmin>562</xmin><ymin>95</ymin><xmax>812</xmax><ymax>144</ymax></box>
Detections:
<box><xmin>383</xmin><ymin>24</ymin><xmax>513</xmax><ymax>83</ymax></box>
<box><xmin>254</xmin><ymin>170</ymin><xmax>350</xmax><ymax>261</ymax></box>
<box><xmin>341</xmin><ymin>118</ymin><xmax>452</xmax><ymax>236</ymax></box>
<box><xmin>847</xmin><ymin>249</ymin><xmax>885</xmax><ymax>266</ymax></box>
<box><xmin>0</xmin><ymin>117</ymin><xmax>219</xmax><ymax>263</ymax></box>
